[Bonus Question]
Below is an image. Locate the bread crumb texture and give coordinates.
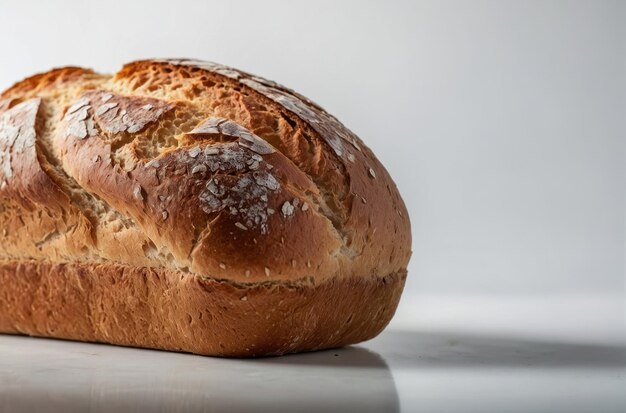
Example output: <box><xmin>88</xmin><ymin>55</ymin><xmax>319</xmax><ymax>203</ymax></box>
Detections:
<box><xmin>0</xmin><ymin>59</ymin><xmax>411</xmax><ymax>285</ymax></box>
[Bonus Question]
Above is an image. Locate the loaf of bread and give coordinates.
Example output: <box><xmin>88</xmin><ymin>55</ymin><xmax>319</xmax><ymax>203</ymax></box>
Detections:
<box><xmin>0</xmin><ymin>59</ymin><xmax>411</xmax><ymax>356</ymax></box>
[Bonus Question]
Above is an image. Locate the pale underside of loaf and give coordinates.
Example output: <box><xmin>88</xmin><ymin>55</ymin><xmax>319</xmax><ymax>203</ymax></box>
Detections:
<box><xmin>0</xmin><ymin>59</ymin><xmax>411</xmax><ymax>356</ymax></box>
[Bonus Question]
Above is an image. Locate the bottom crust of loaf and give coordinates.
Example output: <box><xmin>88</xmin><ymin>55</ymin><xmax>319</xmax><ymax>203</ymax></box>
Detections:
<box><xmin>0</xmin><ymin>260</ymin><xmax>406</xmax><ymax>357</ymax></box>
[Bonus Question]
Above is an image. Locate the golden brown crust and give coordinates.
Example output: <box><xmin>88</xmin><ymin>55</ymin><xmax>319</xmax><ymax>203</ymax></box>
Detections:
<box><xmin>113</xmin><ymin>59</ymin><xmax>412</xmax><ymax>283</ymax></box>
<box><xmin>0</xmin><ymin>59</ymin><xmax>411</xmax><ymax>356</ymax></box>
<box><xmin>1</xmin><ymin>67</ymin><xmax>97</xmax><ymax>99</ymax></box>
<box><xmin>0</xmin><ymin>260</ymin><xmax>406</xmax><ymax>357</ymax></box>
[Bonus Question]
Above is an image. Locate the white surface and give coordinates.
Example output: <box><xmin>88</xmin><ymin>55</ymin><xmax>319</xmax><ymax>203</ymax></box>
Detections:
<box><xmin>0</xmin><ymin>0</ymin><xmax>623</xmax><ymax>296</ymax></box>
<box><xmin>1</xmin><ymin>296</ymin><xmax>624</xmax><ymax>413</ymax></box>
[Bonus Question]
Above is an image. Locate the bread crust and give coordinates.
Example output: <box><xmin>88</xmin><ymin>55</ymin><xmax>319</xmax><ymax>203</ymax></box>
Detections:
<box><xmin>0</xmin><ymin>59</ymin><xmax>411</xmax><ymax>356</ymax></box>
<box><xmin>0</xmin><ymin>260</ymin><xmax>406</xmax><ymax>357</ymax></box>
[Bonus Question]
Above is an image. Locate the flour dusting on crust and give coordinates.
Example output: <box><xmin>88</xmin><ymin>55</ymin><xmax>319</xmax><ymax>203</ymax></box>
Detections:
<box><xmin>188</xmin><ymin>117</ymin><xmax>276</xmax><ymax>156</ymax></box>
<box><xmin>0</xmin><ymin>98</ymin><xmax>40</xmax><ymax>183</ymax></box>
<box><xmin>152</xmin><ymin>139</ymin><xmax>280</xmax><ymax>234</ymax></box>
<box><xmin>63</xmin><ymin>91</ymin><xmax>174</xmax><ymax>139</ymax></box>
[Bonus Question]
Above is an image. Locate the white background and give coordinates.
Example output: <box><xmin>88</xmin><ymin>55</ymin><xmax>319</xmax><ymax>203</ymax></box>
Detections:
<box><xmin>0</xmin><ymin>1</ymin><xmax>623</xmax><ymax>297</ymax></box>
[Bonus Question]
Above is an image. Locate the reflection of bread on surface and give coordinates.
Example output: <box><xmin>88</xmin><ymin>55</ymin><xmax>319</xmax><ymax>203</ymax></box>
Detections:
<box><xmin>0</xmin><ymin>336</ymin><xmax>400</xmax><ymax>413</ymax></box>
